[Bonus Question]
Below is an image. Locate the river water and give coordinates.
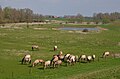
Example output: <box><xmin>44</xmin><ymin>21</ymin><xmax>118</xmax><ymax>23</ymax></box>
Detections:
<box><xmin>59</xmin><ymin>27</ymin><xmax>99</xmax><ymax>31</ymax></box>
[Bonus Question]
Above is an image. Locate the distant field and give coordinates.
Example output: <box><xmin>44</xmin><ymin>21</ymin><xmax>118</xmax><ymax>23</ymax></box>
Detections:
<box><xmin>0</xmin><ymin>22</ymin><xmax>120</xmax><ymax>79</ymax></box>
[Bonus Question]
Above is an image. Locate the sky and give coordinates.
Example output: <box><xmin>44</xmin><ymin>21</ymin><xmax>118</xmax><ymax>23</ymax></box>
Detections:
<box><xmin>0</xmin><ymin>0</ymin><xmax>120</xmax><ymax>16</ymax></box>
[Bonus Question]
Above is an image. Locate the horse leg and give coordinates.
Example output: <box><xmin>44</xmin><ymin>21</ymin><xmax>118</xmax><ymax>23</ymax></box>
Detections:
<box><xmin>22</xmin><ymin>58</ymin><xmax>25</xmax><ymax>64</ymax></box>
<box><xmin>32</xmin><ymin>47</ymin><xmax>34</xmax><ymax>51</ymax></box>
<box><xmin>29</xmin><ymin>58</ymin><xmax>31</xmax><ymax>64</ymax></box>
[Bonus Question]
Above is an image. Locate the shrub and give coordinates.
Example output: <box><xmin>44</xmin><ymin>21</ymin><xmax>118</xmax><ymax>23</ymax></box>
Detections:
<box><xmin>82</xmin><ymin>29</ymin><xmax>89</xmax><ymax>32</ymax></box>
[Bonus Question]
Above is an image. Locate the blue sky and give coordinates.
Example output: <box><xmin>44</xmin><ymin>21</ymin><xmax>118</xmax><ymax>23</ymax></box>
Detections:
<box><xmin>0</xmin><ymin>0</ymin><xmax>120</xmax><ymax>16</ymax></box>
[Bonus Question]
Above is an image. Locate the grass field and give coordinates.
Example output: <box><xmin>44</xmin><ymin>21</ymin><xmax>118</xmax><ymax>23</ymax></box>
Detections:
<box><xmin>0</xmin><ymin>22</ymin><xmax>120</xmax><ymax>79</ymax></box>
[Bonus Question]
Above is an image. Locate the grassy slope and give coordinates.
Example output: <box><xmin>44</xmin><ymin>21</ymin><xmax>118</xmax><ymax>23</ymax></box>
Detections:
<box><xmin>0</xmin><ymin>22</ymin><xmax>120</xmax><ymax>79</ymax></box>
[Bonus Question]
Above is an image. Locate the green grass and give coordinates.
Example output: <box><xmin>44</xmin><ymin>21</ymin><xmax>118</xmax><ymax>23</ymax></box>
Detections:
<box><xmin>0</xmin><ymin>22</ymin><xmax>120</xmax><ymax>79</ymax></box>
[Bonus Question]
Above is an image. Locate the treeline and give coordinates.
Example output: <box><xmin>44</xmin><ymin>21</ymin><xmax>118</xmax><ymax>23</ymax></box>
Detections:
<box><xmin>0</xmin><ymin>6</ymin><xmax>120</xmax><ymax>24</ymax></box>
<box><xmin>63</xmin><ymin>12</ymin><xmax>120</xmax><ymax>24</ymax></box>
<box><xmin>93</xmin><ymin>12</ymin><xmax>120</xmax><ymax>24</ymax></box>
<box><xmin>0</xmin><ymin>6</ymin><xmax>44</xmax><ymax>23</ymax></box>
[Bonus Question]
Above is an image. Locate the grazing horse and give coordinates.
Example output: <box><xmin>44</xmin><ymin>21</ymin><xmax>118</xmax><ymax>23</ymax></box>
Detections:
<box><xmin>50</xmin><ymin>55</ymin><xmax>59</xmax><ymax>67</ymax></box>
<box><xmin>43</xmin><ymin>60</ymin><xmax>51</xmax><ymax>69</ymax></box>
<box><xmin>58</xmin><ymin>55</ymin><xmax>64</xmax><ymax>61</ymax></box>
<box><xmin>92</xmin><ymin>54</ymin><xmax>96</xmax><ymax>61</ymax></box>
<box><xmin>32</xmin><ymin>45</ymin><xmax>39</xmax><ymax>51</ymax></box>
<box><xmin>102</xmin><ymin>51</ymin><xmax>110</xmax><ymax>58</ymax></box>
<box><xmin>57</xmin><ymin>51</ymin><xmax>64</xmax><ymax>61</ymax></box>
<box><xmin>67</xmin><ymin>55</ymin><xmax>76</xmax><ymax>66</ymax></box>
<box><xmin>32</xmin><ymin>59</ymin><xmax>44</xmax><ymax>67</ymax></box>
<box><xmin>79</xmin><ymin>54</ymin><xmax>87</xmax><ymax>62</ymax></box>
<box><xmin>54</xmin><ymin>46</ymin><xmax>57</xmax><ymax>51</ymax></box>
<box><xmin>87</xmin><ymin>55</ymin><xmax>92</xmax><ymax>62</ymax></box>
<box><xmin>53</xmin><ymin>60</ymin><xmax>62</xmax><ymax>68</ymax></box>
<box><xmin>64</xmin><ymin>54</ymin><xmax>71</xmax><ymax>61</ymax></box>
<box><xmin>22</xmin><ymin>54</ymin><xmax>31</xmax><ymax>64</ymax></box>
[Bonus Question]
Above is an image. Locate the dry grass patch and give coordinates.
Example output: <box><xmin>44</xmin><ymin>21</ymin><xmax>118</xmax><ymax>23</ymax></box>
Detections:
<box><xmin>33</xmin><ymin>28</ymin><xmax>47</xmax><ymax>30</ymax></box>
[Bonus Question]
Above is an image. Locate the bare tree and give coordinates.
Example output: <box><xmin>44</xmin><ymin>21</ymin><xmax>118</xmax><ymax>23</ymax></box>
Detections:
<box><xmin>0</xmin><ymin>6</ymin><xmax>3</xmax><ymax>23</ymax></box>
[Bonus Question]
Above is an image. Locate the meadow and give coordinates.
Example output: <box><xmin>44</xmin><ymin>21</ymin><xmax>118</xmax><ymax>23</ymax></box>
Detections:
<box><xmin>0</xmin><ymin>22</ymin><xmax>120</xmax><ymax>79</ymax></box>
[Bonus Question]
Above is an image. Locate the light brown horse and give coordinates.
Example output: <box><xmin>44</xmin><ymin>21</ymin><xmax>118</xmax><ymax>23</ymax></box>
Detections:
<box><xmin>53</xmin><ymin>60</ymin><xmax>62</xmax><ymax>68</ymax></box>
<box><xmin>32</xmin><ymin>59</ymin><xmax>44</xmax><ymax>67</ymax></box>
<box><xmin>43</xmin><ymin>60</ymin><xmax>51</xmax><ymax>69</ymax></box>
<box><xmin>32</xmin><ymin>45</ymin><xmax>39</xmax><ymax>51</ymax></box>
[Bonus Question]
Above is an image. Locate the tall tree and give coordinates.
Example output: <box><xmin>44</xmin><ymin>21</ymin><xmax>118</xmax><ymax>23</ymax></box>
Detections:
<box><xmin>3</xmin><ymin>7</ymin><xmax>15</xmax><ymax>22</ymax></box>
<box><xmin>24</xmin><ymin>8</ymin><xmax>33</xmax><ymax>27</ymax></box>
<box><xmin>19</xmin><ymin>9</ymin><xmax>26</xmax><ymax>22</ymax></box>
<box><xmin>0</xmin><ymin>6</ymin><xmax>3</xmax><ymax>23</ymax></box>
<box><xmin>76</xmin><ymin>13</ymin><xmax>84</xmax><ymax>22</ymax></box>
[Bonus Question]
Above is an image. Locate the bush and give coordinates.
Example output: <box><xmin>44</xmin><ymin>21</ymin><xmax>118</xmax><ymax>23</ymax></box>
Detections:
<box><xmin>82</xmin><ymin>29</ymin><xmax>89</xmax><ymax>32</ymax></box>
